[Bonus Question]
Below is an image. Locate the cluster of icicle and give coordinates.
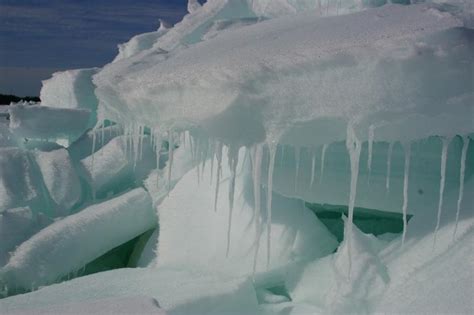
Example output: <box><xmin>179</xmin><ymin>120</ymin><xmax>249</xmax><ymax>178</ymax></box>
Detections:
<box><xmin>89</xmin><ymin>121</ymin><xmax>470</xmax><ymax>277</ymax></box>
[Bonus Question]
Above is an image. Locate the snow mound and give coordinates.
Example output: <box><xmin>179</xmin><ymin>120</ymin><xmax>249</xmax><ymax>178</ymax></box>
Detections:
<box><xmin>2</xmin><ymin>296</ymin><xmax>167</xmax><ymax>315</ymax></box>
<box><xmin>0</xmin><ymin>268</ymin><xmax>259</xmax><ymax>315</ymax></box>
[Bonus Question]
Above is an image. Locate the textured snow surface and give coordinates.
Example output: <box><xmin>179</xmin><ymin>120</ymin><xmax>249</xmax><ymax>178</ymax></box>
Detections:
<box><xmin>2</xmin><ymin>296</ymin><xmax>167</xmax><ymax>315</ymax></box>
<box><xmin>0</xmin><ymin>268</ymin><xmax>259</xmax><ymax>315</ymax></box>
<box><xmin>95</xmin><ymin>4</ymin><xmax>471</xmax><ymax>145</ymax></box>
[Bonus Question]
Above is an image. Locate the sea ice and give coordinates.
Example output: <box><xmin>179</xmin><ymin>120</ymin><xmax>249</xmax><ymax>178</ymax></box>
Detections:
<box><xmin>0</xmin><ymin>188</ymin><xmax>156</xmax><ymax>290</ymax></box>
<box><xmin>0</xmin><ymin>148</ymin><xmax>44</xmax><ymax>213</ymax></box>
<box><xmin>0</xmin><ymin>207</ymin><xmax>51</xmax><ymax>267</ymax></box>
<box><xmin>80</xmin><ymin>135</ymin><xmax>156</xmax><ymax>197</ymax></box>
<box><xmin>34</xmin><ymin>149</ymin><xmax>82</xmax><ymax>215</ymax></box>
<box><xmin>9</xmin><ymin>105</ymin><xmax>91</xmax><ymax>144</ymax></box>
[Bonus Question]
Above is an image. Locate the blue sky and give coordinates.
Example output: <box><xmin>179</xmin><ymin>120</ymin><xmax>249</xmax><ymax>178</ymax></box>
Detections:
<box><xmin>0</xmin><ymin>0</ymin><xmax>204</xmax><ymax>96</ymax></box>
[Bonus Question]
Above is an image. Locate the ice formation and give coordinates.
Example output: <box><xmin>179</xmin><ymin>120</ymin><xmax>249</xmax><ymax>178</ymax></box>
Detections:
<box><xmin>1</xmin><ymin>188</ymin><xmax>155</xmax><ymax>290</ymax></box>
<box><xmin>0</xmin><ymin>0</ymin><xmax>473</xmax><ymax>314</ymax></box>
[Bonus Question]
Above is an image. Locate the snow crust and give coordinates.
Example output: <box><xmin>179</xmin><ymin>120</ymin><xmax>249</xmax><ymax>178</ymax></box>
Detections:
<box><xmin>95</xmin><ymin>4</ymin><xmax>470</xmax><ymax>146</ymax></box>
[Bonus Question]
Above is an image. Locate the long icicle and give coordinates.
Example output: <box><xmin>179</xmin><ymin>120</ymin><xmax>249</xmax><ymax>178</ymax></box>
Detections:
<box><xmin>320</xmin><ymin>144</ymin><xmax>328</xmax><ymax>184</ymax></box>
<box><xmin>280</xmin><ymin>145</ymin><xmax>285</xmax><ymax>165</ymax></box>
<box><xmin>214</xmin><ymin>142</ymin><xmax>223</xmax><ymax>211</ymax></box>
<box><xmin>167</xmin><ymin>131</ymin><xmax>174</xmax><ymax>194</ymax></box>
<box><xmin>346</xmin><ymin>124</ymin><xmax>362</xmax><ymax>280</ymax></box>
<box><xmin>434</xmin><ymin>137</ymin><xmax>450</xmax><ymax>247</ymax></box>
<box><xmin>386</xmin><ymin>142</ymin><xmax>394</xmax><ymax>192</ymax></box>
<box><xmin>266</xmin><ymin>143</ymin><xmax>277</xmax><ymax>269</ymax></box>
<box><xmin>453</xmin><ymin>136</ymin><xmax>470</xmax><ymax>240</ymax></box>
<box><xmin>90</xmin><ymin>126</ymin><xmax>98</xmax><ymax>200</ymax></box>
<box><xmin>310</xmin><ymin>147</ymin><xmax>316</xmax><ymax>188</ymax></box>
<box><xmin>402</xmin><ymin>142</ymin><xmax>411</xmax><ymax>246</ymax></box>
<box><xmin>367</xmin><ymin>125</ymin><xmax>375</xmax><ymax>182</ymax></box>
<box><xmin>294</xmin><ymin>146</ymin><xmax>301</xmax><ymax>192</ymax></box>
<box><xmin>226</xmin><ymin>145</ymin><xmax>239</xmax><ymax>257</ymax></box>
<box><xmin>155</xmin><ymin>133</ymin><xmax>162</xmax><ymax>184</ymax></box>
<box><xmin>210</xmin><ymin>140</ymin><xmax>215</xmax><ymax>185</ymax></box>
<box><xmin>252</xmin><ymin>144</ymin><xmax>263</xmax><ymax>275</ymax></box>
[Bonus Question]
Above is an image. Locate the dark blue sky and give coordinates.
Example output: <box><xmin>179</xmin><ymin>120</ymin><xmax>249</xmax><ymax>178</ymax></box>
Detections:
<box><xmin>0</xmin><ymin>0</ymin><xmax>204</xmax><ymax>96</ymax></box>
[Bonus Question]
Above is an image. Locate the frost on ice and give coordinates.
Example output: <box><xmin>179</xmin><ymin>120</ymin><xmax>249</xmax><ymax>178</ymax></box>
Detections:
<box><xmin>0</xmin><ymin>0</ymin><xmax>473</xmax><ymax>314</ymax></box>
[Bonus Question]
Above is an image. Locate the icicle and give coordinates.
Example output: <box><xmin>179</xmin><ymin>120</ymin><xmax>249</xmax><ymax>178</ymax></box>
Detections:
<box><xmin>434</xmin><ymin>137</ymin><xmax>451</xmax><ymax>247</ymax></box>
<box><xmin>139</xmin><ymin>125</ymin><xmax>145</xmax><ymax>161</ymax></box>
<box><xmin>453</xmin><ymin>136</ymin><xmax>470</xmax><ymax>240</ymax></box>
<box><xmin>319</xmin><ymin>144</ymin><xmax>328</xmax><ymax>184</ymax></box>
<box><xmin>226</xmin><ymin>145</ymin><xmax>239</xmax><ymax>257</ymax></box>
<box><xmin>310</xmin><ymin>147</ymin><xmax>317</xmax><ymax>188</ymax></box>
<box><xmin>367</xmin><ymin>125</ymin><xmax>375</xmax><ymax>181</ymax></box>
<box><xmin>280</xmin><ymin>145</ymin><xmax>285</xmax><ymax>165</ymax></box>
<box><xmin>167</xmin><ymin>131</ymin><xmax>174</xmax><ymax>194</ymax></box>
<box><xmin>182</xmin><ymin>131</ymin><xmax>187</xmax><ymax>149</ymax></box>
<box><xmin>210</xmin><ymin>140</ymin><xmax>215</xmax><ymax>185</ymax></box>
<box><xmin>100</xmin><ymin>121</ymin><xmax>106</xmax><ymax>149</ymax></box>
<box><xmin>155</xmin><ymin>132</ymin><xmax>162</xmax><ymax>183</ymax></box>
<box><xmin>214</xmin><ymin>142</ymin><xmax>223</xmax><ymax>211</ymax></box>
<box><xmin>385</xmin><ymin>142</ymin><xmax>394</xmax><ymax>192</ymax></box>
<box><xmin>401</xmin><ymin>142</ymin><xmax>411</xmax><ymax>246</ymax></box>
<box><xmin>251</xmin><ymin>144</ymin><xmax>264</xmax><ymax>274</ymax></box>
<box><xmin>194</xmin><ymin>137</ymin><xmax>201</xmax><ymax>185</ymax></box>
<box><xmin>201</xmin><ymin>139</ymin><xmax>209</xmax><ymax>179</ymax></box>
<box><xmin>345</xmin><ymin>124</ymin><xmax>362</xmax><ymax>279</ymax></box>
<box><xmin>266</xmin><ymin>142</ymin><xmax>277</xmax><ymax>269</ymax></box>
<box><xmin>150</xmin><ymin>127</ymin><xmax>155</xmax><ymax>148</ymax></box>
<box><xmin>132</xmin><ymin>124</ymin><xmax>140</xmax><ymax>169</ymax></box>
<box><xmin>90</xmin><ymin>127</ymin><xmax>97</xmax><ymax>200</ymax></box>
<box><xmin>294</xmin><ymin>146</ymin><xmax>301</xmax><ymax>192</ymax></box>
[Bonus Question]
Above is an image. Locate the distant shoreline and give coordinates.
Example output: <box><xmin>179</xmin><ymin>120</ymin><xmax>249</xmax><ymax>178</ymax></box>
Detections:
<box><xmin>0</xmin><ymin>93</ymin><xmax>40</xmax><ymax>105</ymax></box>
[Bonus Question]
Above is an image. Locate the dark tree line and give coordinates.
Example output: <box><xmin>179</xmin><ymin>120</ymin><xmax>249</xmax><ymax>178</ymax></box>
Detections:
<box><xmin>0</xmin><ymin>94</ymin><xmax>40</xmax><ymax>105</ymax></box>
